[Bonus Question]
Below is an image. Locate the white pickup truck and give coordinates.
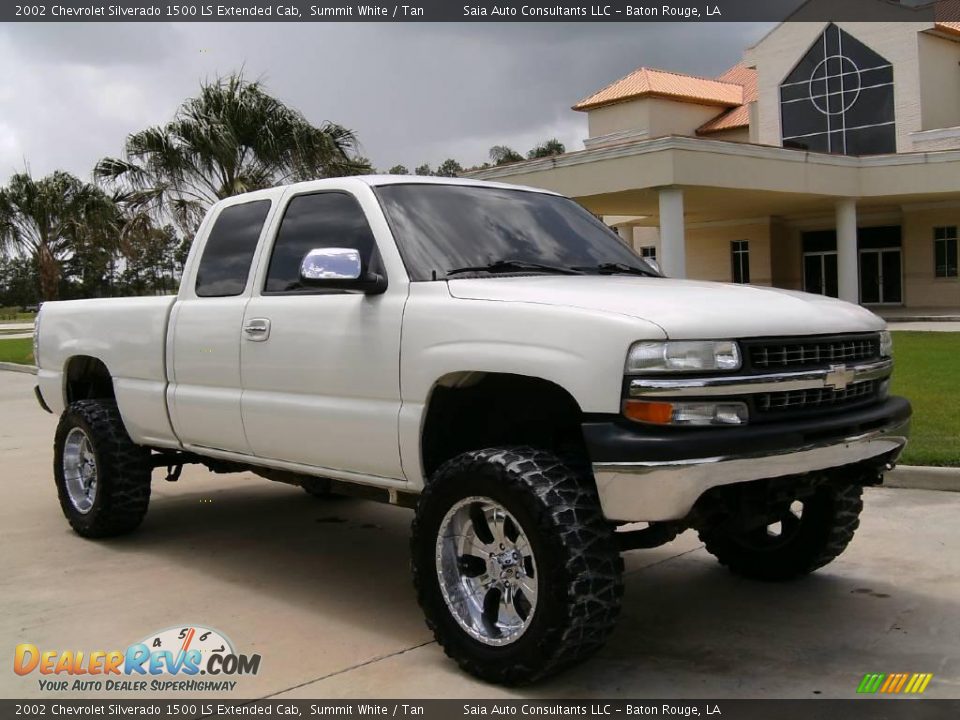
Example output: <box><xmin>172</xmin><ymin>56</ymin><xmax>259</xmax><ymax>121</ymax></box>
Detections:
<box><xmin>34</xmin><ymin>176</ymin><xmax>911</xmax><ymax>684</ymax></box>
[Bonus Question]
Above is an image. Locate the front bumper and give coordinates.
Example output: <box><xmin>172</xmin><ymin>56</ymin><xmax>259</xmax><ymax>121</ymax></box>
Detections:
<box><xmin>585</xmin><ymin>396</ymin><xmax>911</xmax><ymax>522</ymax></box>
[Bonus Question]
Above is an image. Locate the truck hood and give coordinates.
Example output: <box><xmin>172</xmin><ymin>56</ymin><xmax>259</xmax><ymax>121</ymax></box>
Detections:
<box><xmin>446</xmin><ymin>276</ymin><xmax>885</xmax><ymax>339</ymax></box>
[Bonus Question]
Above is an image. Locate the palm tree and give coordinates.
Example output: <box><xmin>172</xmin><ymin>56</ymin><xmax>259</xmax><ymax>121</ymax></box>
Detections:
<box><xmin>527</xmin><ymin>139</ymin><xmax>566</xmax><ymax>159</ymax></box>
<box><xmin>489</xmin><ymin>146</ymin><xmax>524</xmax><ymax>165</ymax></box>
<box><xmin>95</xmin><ymin>73</ymin><xmax>370</xmax><ymax>233</ymax></box>
<box><xmin>0</xmin><ymin>171</ymin><xmax>117</xmax><ymax>301</ymax></box>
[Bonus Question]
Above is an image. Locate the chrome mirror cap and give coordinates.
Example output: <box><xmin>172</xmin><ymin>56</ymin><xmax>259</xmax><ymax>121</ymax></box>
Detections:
<box><xmin>300</xmin><ymin>248</ymin><xmax>362</xmax><ymax>282</ymax></box>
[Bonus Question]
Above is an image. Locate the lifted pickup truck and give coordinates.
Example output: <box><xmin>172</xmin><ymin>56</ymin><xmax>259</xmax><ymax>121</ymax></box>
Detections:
<box><xmin>34</xmin><ymin>176</ymin><xmax>910</xmax><ymax>684</ymax></box>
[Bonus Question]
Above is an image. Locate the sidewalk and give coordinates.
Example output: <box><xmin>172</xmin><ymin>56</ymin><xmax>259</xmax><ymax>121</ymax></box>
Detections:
<box><xmin>878</xmin><ymin>306</ymin><xmax>960</xmax><ymax>321</ymax></box>
<box><xmin>888</xmin><ymin>321</ymin><xmax>960</xmax><ymax>332</ymax></box>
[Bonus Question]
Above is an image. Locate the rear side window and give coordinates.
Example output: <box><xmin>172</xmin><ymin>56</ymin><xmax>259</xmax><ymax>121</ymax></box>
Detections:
<box><xmin>195</xmin><ymin>200</ymin><xmax>271</xmax><ymax>297</ymax></box>
<box><xmin>264</xmin><ymin>192</ymin><xmax>378</xmax><ymax>294</ymax></box>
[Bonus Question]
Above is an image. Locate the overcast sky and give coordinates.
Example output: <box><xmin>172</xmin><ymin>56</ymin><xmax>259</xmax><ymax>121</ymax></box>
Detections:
<box><xmin>0</xmin><ymin>22</ymin><xmax>774</xmax><ymax>180</ymax></box>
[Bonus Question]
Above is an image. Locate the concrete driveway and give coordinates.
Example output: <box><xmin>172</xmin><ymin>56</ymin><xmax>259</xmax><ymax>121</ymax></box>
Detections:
<box><xmin>1</xmin><ymin>370</ymin><xmax>958</xmax><ymax>700</ymax></box>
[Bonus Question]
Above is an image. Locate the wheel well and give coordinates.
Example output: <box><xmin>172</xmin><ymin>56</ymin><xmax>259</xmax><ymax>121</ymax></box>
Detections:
<box><xmin>421</xmin><ymin>372</ymin><xmax>587</xmax><ymax>478</ymax></box>
<box><xmin>64</xmin><ymin>356</ymin><xmax>115</xmax><ymax>403</ymax></box>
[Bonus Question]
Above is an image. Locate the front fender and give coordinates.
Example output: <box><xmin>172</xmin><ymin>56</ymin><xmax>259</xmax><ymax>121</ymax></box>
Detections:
<box><xmin>396</xmin><ymin>286</ymin><xmax>666</xmax><ymax>486</ymax></box>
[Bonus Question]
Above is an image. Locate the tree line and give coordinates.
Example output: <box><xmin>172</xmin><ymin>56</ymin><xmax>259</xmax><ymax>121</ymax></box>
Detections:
<box><xmin>387</xmin><ymin>138</ymin><xmax>567</xmax><ymax>178</ymax></box>
<box><xmin>0</xmin><ymin>72</ymin><xmax>566</xmax><ymax>306</ymax></box>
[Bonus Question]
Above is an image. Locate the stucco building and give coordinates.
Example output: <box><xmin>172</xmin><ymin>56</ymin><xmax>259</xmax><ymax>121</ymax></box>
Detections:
<box><xmin>469</xmin><ymin>6</ymin><xmax>960</xmax><ymax>311</ymax></box>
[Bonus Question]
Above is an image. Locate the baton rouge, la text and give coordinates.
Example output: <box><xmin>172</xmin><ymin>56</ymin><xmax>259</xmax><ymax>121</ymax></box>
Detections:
<box><xmin>461</xmin><ymin>4</ymin><xmax>720</xmax><ymax>16</ymax></box>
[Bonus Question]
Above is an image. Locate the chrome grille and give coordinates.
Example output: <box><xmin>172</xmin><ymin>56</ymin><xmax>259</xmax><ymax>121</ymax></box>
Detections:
<box><xmin>757</xmin><ymin>380</ymin><xmax>877</xmax><ymax>413</ymax></box>
<box><xmin>749</xmin><ymin>335</ymin><xmax>879</xmax><ymax>370</ymax></box>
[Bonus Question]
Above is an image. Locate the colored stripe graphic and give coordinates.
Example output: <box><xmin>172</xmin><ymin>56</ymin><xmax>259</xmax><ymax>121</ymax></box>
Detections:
<box><xmin>857</xmin><ymin>672</ymin><xmax>933</xmax><ymax>694</ymax></box>
<box><xmin>857</xmin><ymin>673</ymin><xmax>886</xmax><ymax>693</ymax></box>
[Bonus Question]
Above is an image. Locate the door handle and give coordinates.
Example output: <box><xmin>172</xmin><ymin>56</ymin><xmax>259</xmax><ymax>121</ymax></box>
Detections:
<box><xmin>243</xmin><ymin>318</ymin><xmax>271</xmax><ymax>342</ymax></box>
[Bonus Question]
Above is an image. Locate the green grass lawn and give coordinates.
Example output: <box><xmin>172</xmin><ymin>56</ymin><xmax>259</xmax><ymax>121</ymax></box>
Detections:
<box><xmin>0</xmin><ymin>337</ymin><xmax>33</xmax><ymax>365</ymax></box>
<box><xmin>890</xmin><ymin>331</ymin><xmax>960</xmax><ymax>467</ymax></box>
<box><xmin>0</xmin><ymin>311</ymin><xmax>36</xmax><ymax>322</ymax></box>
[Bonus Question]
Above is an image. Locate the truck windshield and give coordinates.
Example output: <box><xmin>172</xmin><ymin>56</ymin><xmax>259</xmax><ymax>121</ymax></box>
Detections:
<box><xmin>374</xmin><ymin>184</ymin><xmax>659</xmax><ymax>281</ymax></box>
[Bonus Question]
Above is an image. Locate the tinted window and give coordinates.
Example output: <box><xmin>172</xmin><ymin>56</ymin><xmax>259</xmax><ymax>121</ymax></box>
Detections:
<box><xmin>375</xmin><ymin>184</ymin><xmax>653</xmax><ymax>281</ymax></box>
<box><xmin>731</xmin><ymin>240</ymin><xmax>750</xmax><ymax>284</ymax></box>
<box><xmin>195</xmin><ymin>200</ymin><xmax>271</xmax><ymax>297</ymax></box>
<box><xmin>264</xmin><ymin>192</ymin><xmax>378</xmax><ymax>293</ymax></box>
<box><xmin>935</xmin><ymin>226</ymin><xmax>958</xmax><ymax>278</ymax></box>
<box><xmin>779</xmin><ymin>23</ymin><xmax>895</xmax><ymax>156</ymax></box>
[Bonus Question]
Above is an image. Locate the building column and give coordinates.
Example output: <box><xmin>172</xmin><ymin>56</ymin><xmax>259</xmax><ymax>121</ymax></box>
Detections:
<box><xmin>658</xmin><ymin>187</ymin><xmax>686</xmax><ymax>278</ymax></box>
<box><xmin>836</xmin><ymin>198</ymin><xmax>859</xmax><ymax>304</ymax></box>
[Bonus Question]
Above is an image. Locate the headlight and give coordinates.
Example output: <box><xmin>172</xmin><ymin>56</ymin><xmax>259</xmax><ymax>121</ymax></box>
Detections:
<box><xmin>624</xmin><ymin>399</ymin><xmax>748</xmax><ymax>426</ymax></box>
<box><xmin>625</xmin><ymin>340</ymin><xmax>741</xmax><ymax>374</ymax></box>
<box><xmin>879</xmin><ymin>330</ymin><xmax>893</xmax><ymax>358</ymax></box>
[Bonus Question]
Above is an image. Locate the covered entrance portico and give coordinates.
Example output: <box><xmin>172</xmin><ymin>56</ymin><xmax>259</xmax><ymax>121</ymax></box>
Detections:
<box><xmin>800</xmin><ymin>225</ymin><xmax>903</xmax><ymax>305</ymax></box>
<box><xmin>468</xmin><ymin>136</ymin><xmax>960</xmax><ymax>310</ymax></box>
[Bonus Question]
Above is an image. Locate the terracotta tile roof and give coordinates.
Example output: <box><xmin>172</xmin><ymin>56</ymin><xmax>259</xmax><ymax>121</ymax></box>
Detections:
<box><xmin>935</xmin><ymin>21</ymin><xmax>960</xmax><ymax>36</ymax></box>
<box><xmin>934</xmin><ymin>0</ymin><xmax>960</xmax><ymax>29</ymax></box>
<box><xmin>696</xmin><ymin>63</ymin><xmax>758</xmax><ymax>135</ymax></box>
<box><xmin>572</xmin><ymin>66</ymin><xmax>743</xmax><ymax>112</ymax></box>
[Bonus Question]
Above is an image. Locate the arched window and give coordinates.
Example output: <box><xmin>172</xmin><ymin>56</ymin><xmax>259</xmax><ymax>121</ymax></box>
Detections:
<box><xmin>780</xmin><ymin>24</ymin><xmax>895</xmax><ymax>156</ymax></box>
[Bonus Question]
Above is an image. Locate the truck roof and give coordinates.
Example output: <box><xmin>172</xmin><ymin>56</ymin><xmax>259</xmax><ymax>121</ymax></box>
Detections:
<box><xmin>292</xmin><ymin>174</ymin><xmax>561</xmax><ymax>196</ymax></box>
<box><xmin>206</xmin><ymin>175</ymin><xmax>562</xmax><ymax>214</ymax></box>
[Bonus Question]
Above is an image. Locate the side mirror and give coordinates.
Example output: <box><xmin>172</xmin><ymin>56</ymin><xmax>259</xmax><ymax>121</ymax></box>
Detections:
<box><xmin>644</xmin><ymin>258</ymin><xmax>662</xmax><ymax>275</ymax></box>
<box><xmin>299</xmin><ymin>248</ymin><xmax>387</xmax><ymax>294</ymax></box>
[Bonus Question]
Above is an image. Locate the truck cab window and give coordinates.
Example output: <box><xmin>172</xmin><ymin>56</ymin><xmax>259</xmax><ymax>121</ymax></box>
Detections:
<box><xmin>264</xmin><ymin>192</ymin><xmax>378</xmax><ymax>293</ymax></box>
<box><xmin>195</xmin><ymin>200</ymin><xmax>271</xmax><ymax>297</ymax></box>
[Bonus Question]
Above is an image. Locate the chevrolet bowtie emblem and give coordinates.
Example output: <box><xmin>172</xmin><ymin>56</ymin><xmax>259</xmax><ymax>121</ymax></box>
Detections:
<box><xmin>824</xmin><ymin>364</ymin><xmax>855</xmax><ymax>390</ymax></box>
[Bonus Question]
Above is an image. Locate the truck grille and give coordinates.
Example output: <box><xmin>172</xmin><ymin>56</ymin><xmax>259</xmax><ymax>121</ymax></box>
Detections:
<box><xmin>747</xmin><ymin>334</ymin><xmax>880</xmax><ymax>371</ymax></box>
<box><xmin>756</xmin><ymin>380</ymin><xmax>877</xmax><ymax>414</ymax></box>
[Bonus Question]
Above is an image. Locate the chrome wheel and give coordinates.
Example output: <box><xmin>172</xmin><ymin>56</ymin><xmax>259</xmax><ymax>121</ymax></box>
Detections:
<box><xmin>733</xmin><ymin>498</ymin><xmax>809</xmax><ymax>552</ymax></box>
<box><xmin>764</xmin><ymin>500</ymin><xmax>805</xmax><ymax>540</ymax></box>
<box><xmin>435</xmin><ymin>496</ymin><xmax>539</xmax><ymax>646</ymax></box>
<box><xmin>62</xmin><ymin>427</ymin><xmax>98</xmax><ymax>514</ymax></box>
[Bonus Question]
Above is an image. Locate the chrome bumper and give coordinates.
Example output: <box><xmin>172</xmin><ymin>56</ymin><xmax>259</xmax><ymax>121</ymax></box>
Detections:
<box><xmin>592</xmin><ymin>417</ymin><xmax>910</xmax><ymax>522</ymax></box>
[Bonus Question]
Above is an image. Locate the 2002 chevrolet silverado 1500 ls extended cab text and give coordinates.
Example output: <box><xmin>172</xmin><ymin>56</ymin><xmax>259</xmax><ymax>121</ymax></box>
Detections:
<box><xmin>34</xmin><ymin>176</ymin><xmax>911</xmax><ymax>683</ymax></box>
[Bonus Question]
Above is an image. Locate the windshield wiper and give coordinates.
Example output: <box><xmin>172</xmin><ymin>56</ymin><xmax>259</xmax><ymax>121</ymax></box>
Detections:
<box><xmin>446</xmin><ymin>259</ymin><xmax>583</xmax><ymax>277</ymax></box>
<box><xmin>573</xmin><ymin>262</ymin><xmax>659</xmax><ymax>277</ymax></box>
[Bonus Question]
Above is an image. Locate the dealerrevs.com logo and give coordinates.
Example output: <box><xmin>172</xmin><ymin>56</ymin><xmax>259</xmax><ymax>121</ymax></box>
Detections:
<box><xmin>14</xmin><ymin>625</ymin><xmax>261</xmax><ymax>693</ymax></box>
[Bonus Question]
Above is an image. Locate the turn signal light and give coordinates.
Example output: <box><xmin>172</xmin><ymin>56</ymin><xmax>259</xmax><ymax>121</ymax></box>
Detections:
<box><xmin>623</xmin><ymin>400</ymin><xmax>675</xmax><ymax>424</ymax></box>
<box><xmin>623</xmin><ymin>399</ymin><xmax>748</xmax><ymax>426</ymax></box>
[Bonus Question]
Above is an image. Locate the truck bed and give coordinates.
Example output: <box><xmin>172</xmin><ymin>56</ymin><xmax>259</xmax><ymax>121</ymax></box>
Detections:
<box><xmin>36</xmin><ymin>295</ymin><xmax>179</xmax><ymax>448</ymax></box>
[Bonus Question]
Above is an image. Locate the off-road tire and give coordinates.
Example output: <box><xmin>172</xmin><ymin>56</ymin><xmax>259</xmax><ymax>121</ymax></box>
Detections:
<box><xmin>699</xmin><ymin>481</ymin><xmax>864</xmax><ymax>581</ymax></box>
<box><xmin>411</xmin><ymin>447</ymin><xmax>623</xmax><ymax>685</ymax></box>
<box><xmin>54</xmin><ymin>400</ymin><xmax>152</xmax><ymax>538</ymax></box>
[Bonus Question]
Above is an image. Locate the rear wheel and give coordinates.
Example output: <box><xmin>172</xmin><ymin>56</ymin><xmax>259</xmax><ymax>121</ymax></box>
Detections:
<box><xmin>699</xmin><ymin>481</ymin><xmax>864</xmax><ymax>581</ymax></box>
<box><xmin>411</xmin><ymin>447</ymin><xmax>623</xmax><ymax>684</ymax></box>
<box><xmin>54</xmin><ymin>400</ymin><xmax>152</xmax><ymax>538</ymax></box>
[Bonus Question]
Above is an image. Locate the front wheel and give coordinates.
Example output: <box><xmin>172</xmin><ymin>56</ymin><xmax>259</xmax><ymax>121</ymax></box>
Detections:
<box><xmin>53</xmin><ymin>400</ymin><xmax>152</xmax><ymax>538</ymax></box>
<box><xmin>699</xmin><ymin>480</ymin><xmax>864</xmax><ymax>581</ymax></box>
<box><xmin>411</xmin><ymin>447</ymin><xmax>623</xmax><ymax>685</ymax></box>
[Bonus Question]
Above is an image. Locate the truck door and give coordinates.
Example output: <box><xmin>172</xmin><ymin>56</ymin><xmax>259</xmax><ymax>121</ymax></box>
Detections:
<box><xmin>167</xmin><ymin>198</ymin><xmax>274</xmax><ymax>455</ymax></box>
<box><xmin>239</xmin><ymin>189</ymin><xmax>405</xmax><ymax>480</ymax></box>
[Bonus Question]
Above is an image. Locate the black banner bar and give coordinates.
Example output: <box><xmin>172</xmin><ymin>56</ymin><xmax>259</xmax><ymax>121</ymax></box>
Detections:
<box><xmin>3</xmin><ymin>0</ymin><xmax>958</xmax><ymax>22</ymax></box>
